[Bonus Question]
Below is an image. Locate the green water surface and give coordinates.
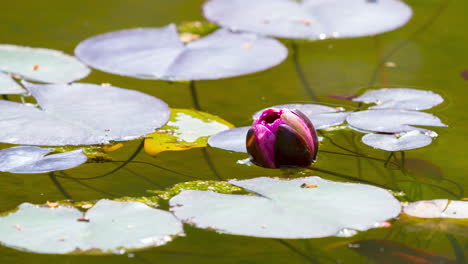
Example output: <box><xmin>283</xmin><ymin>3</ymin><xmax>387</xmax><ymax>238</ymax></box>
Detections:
<box><xmin>0</xmin><ymin>0</ymin><xmax>467</xmax><ymax>263</ymax></box>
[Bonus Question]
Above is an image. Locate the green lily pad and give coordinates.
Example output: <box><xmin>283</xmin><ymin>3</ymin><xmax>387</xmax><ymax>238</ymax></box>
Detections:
<box><xmin>144</xmin><ymin>108</ymin><xmax>233</xmax><ymax>156</ymax></box>
<box><xmin>0</xmin><ymin>44</ymin><xmax>90</xmax><ymax>83</ymax></box>
<box><xmin>404</xmin><ymin>200</ymin><xmax>468</xmax><ymax>219</ymax></box>
<box><xmin>0</xmin><ymin>199</ymin><xmax>184</xmax><ymax>254</ymax></box>
<box><xmin>0</xmin><ymin>72</ymin><xmax>25</xmax><ymax>94</ymax></box>
<box><xmin>170</xmin><ymin>176</ymin><xmax>401</xmax><ymax>238</ymax></box>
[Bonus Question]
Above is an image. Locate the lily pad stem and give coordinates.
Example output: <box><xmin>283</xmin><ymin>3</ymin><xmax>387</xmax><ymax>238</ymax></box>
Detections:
<box><xmin>393</xmin><ymin>180</ymin><xmax>461</xmax><ymax>199</ymax></box>
<box><xmin>275</xmin><ymin>239</ymin><xmax>319</xmax><ymax>264</ymax></box>
<box><xmin>400</xmin><ymin>151</ymin><xmax>406</xmax><ymax>173</ymax></box>
<box><xmin>384</xmin><ymin>152</ymin><xmax>395</xmax><ymax>168</ymax></box>
<box><xmin>74</xmin><ymin>160</ymin><xmax>199</xmax><ymax>180</ymax></box>
<box><xmin>189</xmin><ymin>80</ymin><xmax>202</xmax><ymax>110</ymax></box>
<box><xmin>63</xmin><ymin>140</ymin><xmax>145</xmax><ymax>181</ymax></box>
<box><xmin>368</xmin><ymin>0</ymin><xmax>452</xmax><ymax>86</ymax></box>
<box><xmin>60</xmin><ymin>171</ymin><xmax>120</xmax><ymax>197</ymax></box>
<box><xmin>123</xmin><ymin>167</ymin><xmax>164</xmax><ymax>188</ymax></box>
<box><xmin>49</xmin><ymin>172</ymin><xmax>74</xmax><ymax>202</ymax></box>
<box><xmin>201</xmin><ymin>148</ymin><xmax>222</xmax><ymax>181</ymax></box>
<box><xmin>308</xmin><ymin>166</ymin><xmax>393</xmax><ymax>190</ymax></box>
<box><xmin>447</xmin><ymin>235</ymin><xmax>467</xmax><ymax>264</ymax></box>
<box><xmin>291</xmin><ymin>42</ymin><xmax>318</xmax><ymax>101</ymax></box>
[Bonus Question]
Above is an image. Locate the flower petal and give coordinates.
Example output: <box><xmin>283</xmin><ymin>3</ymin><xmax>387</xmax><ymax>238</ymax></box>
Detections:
<box><xmin>282</xmin><ymin>109</ymin><xmax>318</xmax><ymax>160</ymax></box>
<box><xmin>246</xmin><ymin>127</ymin><xmax>275</xmax><ymax>168</ymax></box>
<box><xmin>274</xmin><ymin>124</ymin><xmax>313</xmax><ymax>167</ymax></box>
<box><xmin>247</xmin><ymin>124</ymin><xmax>276</xmax><ymax>168</ymax></box>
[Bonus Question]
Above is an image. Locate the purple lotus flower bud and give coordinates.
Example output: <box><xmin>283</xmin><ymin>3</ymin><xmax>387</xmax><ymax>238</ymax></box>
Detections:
<box><xmin>246</xmin><ymin>108</ymin><xmax>319</xmax><ymax>169</ymax></box>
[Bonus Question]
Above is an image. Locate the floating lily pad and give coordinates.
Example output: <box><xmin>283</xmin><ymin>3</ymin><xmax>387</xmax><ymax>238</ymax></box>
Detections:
<box><xmin>0</xmin><ymin>44</ymin><xmax>90</xmax><ymax>83</ymax></box>
<box><xmin>0</xmin><ymin>81</ymin><xmax>170</xmax><ymax>146</ymax></box>
<box><xmin>253</xmin><ymin>104</ymin><xmax>351</xmax><ymax>129</ymax></box>
<box><xmin>404</xmin><ymin>200</ymin><xmax>468</xmax><ymax>219</ymax></box>
<box><xmin>170</xmin><ymin>176</ymin><xmax>401</xmax><ymax>238</ymax></box>
<box><xmin>0</xmin><ymin>73</ymin><xmax>25</xmax><ymax>94</ymax></box>
<box><xmin>346</xmin><ymin>110</ymin><xmax>447</xmax><ymax>133</ymax></box>
<box><xmin>145</xmin><ymin>109</ymin><xmax>233</xmax><ymax>156</ymax></box>
<box><xmin>203</xmin><ymin>0</ymin><xmax>412</xmax><ymax>40</ymax></box>
<box><xmin>361</xmin><ymin>131</ymin><xmax>433</xmax><ymax>151</ymax></box>
<box><xmin>75</xmin><ymin>24</ymin><xmax>288</xmax><ymax>81</ymax></box>
<box><xmin>0</xmin><ymin>146</ymin><xmax>87</xmax><ymax>173</ymax></box>
<box><xmin>0</xmin><ymin>199</ymin><xmax>184</xmax><ymax>254</ymax></box>
<box><xmin>352</xmin><ymin>88</ymin><xmax>444</xmax><ymax>110</ymax></box>
<box><xmin>207</xmin><ymin>126</ymin><xmax>250</xmax><ymax>153</ymax></box>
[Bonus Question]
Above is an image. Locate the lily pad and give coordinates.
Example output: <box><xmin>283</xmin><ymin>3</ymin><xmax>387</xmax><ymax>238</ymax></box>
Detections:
<box><xmin>0</xmin><ymin>81</ymin><xmax>170</xmax><ymax>146</ymax></box>
<box><xmin>145</xmin><ymin>109</ymin><xmax>233</xmax><ymax>156</ymax></box>
<box><xmin>253</xmin><ymin>104</ymin><xmax>351</xmax><ymax>129</ymax></box>
<box><xmin>0</xmin><ymin>73</ymin><xmax>25</xmax><ymax>94</ymax></box>
<box><xmin>346</xmin><ymin>109</ymin><xmax>447</xmax><ymax>133</ymax></box>
<box><xmin>0</xmin><ymin>199</ymin><xmax>184</xmax><ymax>254</ymax></box>
<box><xmin>169</xmin><ymin>176</ymin><xmax>401</xmax><ymax>238</ymax></box>
<box><xmin>75</xmin><ymin>24</ymin><xmax>288</xmax><ymax>81</ymax></box>
<box><xmin>361</xmin><ymin>130</ymin><xmax>433</xmax><ymax>151</ymax></box>
<box><xmin>207</xmin><ymin>126</ymin><xmax>250</xmax><ymax>153</ymax></box>
<box><xmin>0</xmin><ymin>146</ymin><xmax>87</xmax><ymax>173</ymax></box>
<box><xmin>0</xmin><ymin>44</ymin><xmax>90</xmax><ymax>83</ymax></box>
<box><xmin>404</xmin><ymin>199</ymin><xmax>468</xmax><ymax>219</ymax></box>
<box><xmin>352</xmin><ymin>88</ymin><xmax>444</xmax><ymax>110</ymax></box>
<box><xmin>203</xmin><ymin>0</ymin><xmax>412</xmax><ymax>40</ymax></box>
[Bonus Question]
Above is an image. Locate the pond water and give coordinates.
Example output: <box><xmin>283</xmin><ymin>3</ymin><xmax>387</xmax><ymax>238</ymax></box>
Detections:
<box><xmin>0</xmin><ymin>0</ymin><xmax>467</xmax><ymax>263</ymax></box>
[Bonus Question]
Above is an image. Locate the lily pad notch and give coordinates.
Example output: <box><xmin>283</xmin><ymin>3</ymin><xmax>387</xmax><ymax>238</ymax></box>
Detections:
<box><xmin>75</xmin><ymin>24</ymin><xmax>288</xmax><ymax>81</ymax></box>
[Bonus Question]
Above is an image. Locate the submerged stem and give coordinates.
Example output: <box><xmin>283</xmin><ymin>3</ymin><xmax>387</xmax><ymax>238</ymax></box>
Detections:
<box><xmin>61</xmin><ymin>171</ymin><xmax>120</xmax><ymax>197</ymax></box>
<box><xmin>400</xmin><ymin>151</ymin><xmax>406</xmax><ymax>173</ymax></box>
<box><xmin>446</xmin><ymin>235</ymin><xmax>467</xmax><ymax>264</ymax></box>
<box><xmin>308</xmin><ymin>166</ymin><xmax>393</xmax><ymax>190</ymax></box>
<box><xmin>74</xmin><ymin>160</ymin><xmax>199</xmax><ymax>180</ymax></box>
<box><xmin>394</xmin><ymin>180</ymin><xmax>461</xmax><ymax>199</ymax></box>
<box><xmin>291</xmin><ymin>42</ymin><xmax>318</xmax><ymax>101</ymax></box>
<box><xmin>90</xmin><ymin>139</ymin><xmax>145</xmax><ymax>179</ymax></box>
<box><xmin>58</xmin><ymin>140</ymin><xmax>145</xmax><ymax>181</ymax></box>
<box><xmin>123</xmin><ymin>167</ymin><xmax>164</xmax><ymax>188</ymax></box>
<box><xmin>201</xmin><ymin>148</ymin><xmax>222</xmax><ymax>181</ymax></box>
<box><xmin>384</xmin><ymin>152</ymin><xmax>395</xmax><ymax>168</ymax></box>
<box><xmin>189</xmin><ymin>80</ymin><xmax>202</xmax><ymax>110</ymax></box>
<box><xmin>49</xmin><ymin>172</ymin><xmax>74</xmax><ymax>201</ymax></box>
<box><xmin>368</xmin><ymin>0</ymin><xmax>452</xmax><ymax>86</ymax></box>
<box><xmin>275</xmin><ymin>239</ymin><xmax>319</xmax><ymax>264</ymax></box>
